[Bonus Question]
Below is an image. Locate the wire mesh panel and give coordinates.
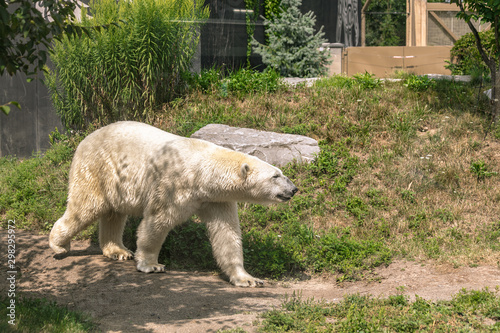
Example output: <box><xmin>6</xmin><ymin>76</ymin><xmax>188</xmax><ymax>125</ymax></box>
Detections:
<box><xmin>200</xmin><ymin>0</ymin><xmax>361</xmax><ymax>70</ymax></box>
<box><xmin>200</xmin><ymin>0</ymin><xmax>265</xmax><ymax>70</ymax></box>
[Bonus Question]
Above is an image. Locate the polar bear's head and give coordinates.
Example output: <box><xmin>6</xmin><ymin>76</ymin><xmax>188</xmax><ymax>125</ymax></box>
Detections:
<box><xmin>200</xmin><ymin>142</ymin><xmax>298</xmax><ymax>204</ymax></box>
<box><xmin>238</xmin><ymin>157</ymin><xmax>298</xmax><ymax>205</ymax></box>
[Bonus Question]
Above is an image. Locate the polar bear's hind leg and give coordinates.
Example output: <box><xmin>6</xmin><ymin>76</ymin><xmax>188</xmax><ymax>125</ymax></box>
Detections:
<box><xmin>100</xmin><ymin>211</ymin><xmax>133</xmax><ymax>260</ymax></box>
<box><xmin>49</xmin><ymin>206</ymin><xmax>99</xmax><ymax>255</ymax></box>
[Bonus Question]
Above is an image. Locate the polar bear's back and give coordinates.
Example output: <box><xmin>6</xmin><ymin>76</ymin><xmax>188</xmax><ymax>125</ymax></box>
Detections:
<box><xmin>84</xmin><ymin>121</ymin><xmax>180</xmax><ymax>151</ymax></box>
<box><xmin>68</xmin><ymin>122</ymin><xmax>188</xmax><ymax>213</ymax></box>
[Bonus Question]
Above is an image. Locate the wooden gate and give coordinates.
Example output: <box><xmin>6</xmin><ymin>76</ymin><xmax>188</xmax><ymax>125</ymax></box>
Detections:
<box><xmin>406</xmin><ymin>0</ymin><xmax>487</xmax><ymax>47</ymax></box>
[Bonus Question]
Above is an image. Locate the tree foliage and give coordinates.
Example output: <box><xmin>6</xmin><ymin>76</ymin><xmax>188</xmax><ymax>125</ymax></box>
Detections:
<box><xmin>0</xmin><ymin>0</ymin><xmax>86</xmax><ymax>115</ymax></box>
<box><xmin>447</xmin><ymin>29</ymin><xmax>497</xmax><ymax>76</ymax></box>
<box><xmin>451</xmin><ymin>0</ymin><xmax>500</xmax><ymax>125</ymax></box>
<box><xmin>251</xmin><ymin>0</ymin><xmax>330</xmax><ymax>78</ymax></box>
<box><xmin>364</xmin><ymin>0</ymin><xmax>406</xmax><ymax>46</ymax></box>
<box><xmin>0</xmin><ymin>0</ymin><xmax>83</xmax><ymax>77</ymax></box>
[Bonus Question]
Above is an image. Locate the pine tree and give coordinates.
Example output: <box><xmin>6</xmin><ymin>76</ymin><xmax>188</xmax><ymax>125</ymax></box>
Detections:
<box><xmin>251</xmin><ymin>0</ymin><xmax>330</xmax><ymax>78</ymax></box>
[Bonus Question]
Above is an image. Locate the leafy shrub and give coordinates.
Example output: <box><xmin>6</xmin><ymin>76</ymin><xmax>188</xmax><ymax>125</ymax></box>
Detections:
<box><xmin>243</xmin><ymin>228</ymin><xmax>305</xmax><ymax>278</ymax></box>
<box><xmin>306</xmin><ymin>141</ymin><xmax>359</xmax><ymax>193</ymax></box>
<box><xmin>162</xmin><ymin>221</ymin><xmax>216</xmax><ymax>270</ymax></box>
<box><xmin>251</xmin><ymin>0</ymin><xmax>330</xmax><ymax>78</ymax></box>
<box><xmin>404</xmin><ymin>75</ymin><xmax>436</xmax><ymax>92</ymax></box>
<box><xmin>314</xmin><ymin>75</ymin><xmax>355</xmax><ymax>89</ymax></box>
<box><xmin>226</xmin><ymin>68</ymin><xmax>282</xmax><ymax>95</ymax></box>
<box><xmin>187</xmin><ymin>67</ymin><xmax>221</xmax><ymax>93</ymax></box>
<box><xmin>189</xmin><ymin>67</ymin><xmax>283</xmax><ymax>96</ymax></box>
<box><xmin>470</xmin><ymin>160</ymin><xmax>498</xmax><ymax>181</ymax></box>
<box><xmin>352</xmin><ymin>72</ymin><xmax>381</xmax><ymax>89</ymax></box>
<box><xmin>345</xmin><ymin>196</ymin><xmax>369</xmax><ymax>222</ymax></box>
<box><xmin>46</xmin><ymin>0</ymin><xmax>209</xmax><ymax>130</ymax></box>
<box><xmin>446</xmin><ymin>29</ymin><xmax>497</xmax><ymax>76</ymax></box>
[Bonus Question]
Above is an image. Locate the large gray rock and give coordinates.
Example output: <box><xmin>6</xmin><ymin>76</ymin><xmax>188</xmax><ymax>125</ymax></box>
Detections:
<box><xmin>191</xmin><ymin>124</ymin><xmax>320</xmax><ymax>166</ymax></box>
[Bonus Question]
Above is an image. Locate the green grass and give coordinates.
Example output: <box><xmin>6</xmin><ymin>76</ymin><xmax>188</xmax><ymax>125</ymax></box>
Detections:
<box><xmin>0</xmin><ymin>69</ymin><xmax>500</xmax><ymax>272</ymax></box>
<box><xmin>0</xmin><ymin>296</ymin><xmax>97</xmax><ymax>332</ymax></box>
<box><xmin>1</xmin><ymin>69</ymin><xmax>499</xmax><ymax>331</ymax></box>
<box><xmin>256</xmin><ymin>288</ymin><xmax>500</xmax><ymax>332</ymax></box>
<box><xmin>0</xmin><ymin>131</ymin><xmax>74</xmax><ymax>231</ymax></box>
<box><xmin>2</xmin><ymin>70</ymin><xmax>500</xmax><ymax>279</ymax></box>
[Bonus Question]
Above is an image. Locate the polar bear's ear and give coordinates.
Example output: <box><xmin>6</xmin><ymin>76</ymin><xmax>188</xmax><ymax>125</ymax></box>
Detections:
<box><xmin>240</xmin><ymin>163</ymin><xmax>250</xmax><ymax>180</ymax></box>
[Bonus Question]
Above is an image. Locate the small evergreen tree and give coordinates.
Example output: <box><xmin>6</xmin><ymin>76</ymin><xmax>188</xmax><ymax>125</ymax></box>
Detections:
<box><xmin>251</xmin><ymin>0</ymin><xmax>330</xmax><ymax>78</ymax></box>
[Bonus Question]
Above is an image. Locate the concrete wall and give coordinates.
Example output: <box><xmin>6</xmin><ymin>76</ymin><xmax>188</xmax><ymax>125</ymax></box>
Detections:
<box><xmin>0</xmin><ymin>72</ymin><xmax>64</xmax><ymax>158</ymax></box>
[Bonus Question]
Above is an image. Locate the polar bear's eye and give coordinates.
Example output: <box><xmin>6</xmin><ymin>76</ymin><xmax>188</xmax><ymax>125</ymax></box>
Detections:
<box><xmin>272</xmin><ymin>174</ymin><xmax>280</xmax><ymax>179</ymax></box>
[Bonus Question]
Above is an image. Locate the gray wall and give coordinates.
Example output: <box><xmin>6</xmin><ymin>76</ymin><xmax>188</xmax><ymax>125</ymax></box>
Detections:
<box><xmin>0</xmin><ymin>72</ymin><xmax>64</xmax><ymax>158</ymax></box>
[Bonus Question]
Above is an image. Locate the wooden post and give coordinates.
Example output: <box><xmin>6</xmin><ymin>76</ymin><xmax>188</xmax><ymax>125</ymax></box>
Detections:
<box><xmin>361</xmin><ymin>0</ymin><xmax>373</xmax><ymax>47</ymax></box>
<box><xmin>407</xmin><ymin>0</ymin><xmax>427</xmax><ymax>46</ymax></box>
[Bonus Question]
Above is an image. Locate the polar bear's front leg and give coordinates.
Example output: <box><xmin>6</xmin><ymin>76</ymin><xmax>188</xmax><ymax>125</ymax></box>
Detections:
<box><xmin>199</xmin><ymin>202</ymin><xmax>264</xmax><ymax>287</ymax></box>
<box><xmin>135</xmin><ymin>216</ymin><xmax>172</xmax><ymax>273</ymax></box>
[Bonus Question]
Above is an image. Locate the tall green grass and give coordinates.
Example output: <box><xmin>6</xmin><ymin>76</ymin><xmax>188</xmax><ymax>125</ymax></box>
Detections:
<box><xmin>46</xmin><ymin>0</ymin><xmax>209</xmax><ymax>130</ymax></box>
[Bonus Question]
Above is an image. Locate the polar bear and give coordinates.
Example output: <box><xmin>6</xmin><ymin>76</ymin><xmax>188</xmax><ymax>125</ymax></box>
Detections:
<box><xmin>49</xmin><ymin>121</ymin><xmax>298</xmax><ymax>287</ymax></box>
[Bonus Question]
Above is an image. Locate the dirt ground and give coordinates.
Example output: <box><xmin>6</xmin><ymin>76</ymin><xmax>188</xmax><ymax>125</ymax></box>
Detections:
<box><xmin>1</xmin><ymin>230</ymin><xmax>499</xmax><ymax>332</ymax></box>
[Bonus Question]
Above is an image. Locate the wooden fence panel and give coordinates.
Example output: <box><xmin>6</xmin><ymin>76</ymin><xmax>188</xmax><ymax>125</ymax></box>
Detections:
<box><xmin>345</xmin><ymin>46</ymin><xmax>452</xmax><ymax>77</ymax></box>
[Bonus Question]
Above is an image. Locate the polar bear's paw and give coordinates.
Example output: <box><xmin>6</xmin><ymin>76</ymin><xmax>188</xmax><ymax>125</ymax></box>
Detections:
<box><xmin>103</xmin><ymin>247</ymin><xmax>134</xmax><ymax>261</ymax></box>
<box><xmin>231</xmin><ymin>273</ymin><xmax>265</xmax><ymax>287</ymax></box>
<box><xmin>136</xmin><ymin>261</ymin><xmax>166</xmax><ymax>273</ymax></box>
<box><xmin>49</xmin><ymin>241</ymin><xmax>70</xmax><ymax>255</ymax></box>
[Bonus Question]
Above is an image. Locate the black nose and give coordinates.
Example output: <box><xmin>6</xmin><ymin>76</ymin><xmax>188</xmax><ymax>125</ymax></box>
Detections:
<box><xmin>291</xmin><ymin>186</ymin><xmax>298</xmax><ymax>196</ymax></box>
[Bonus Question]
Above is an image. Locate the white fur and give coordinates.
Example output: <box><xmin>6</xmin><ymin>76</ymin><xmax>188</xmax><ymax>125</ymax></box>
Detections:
<box><xmin>49</xmin><ymin>121</ymin><xmax>297</xmax><ymax>287</ymax></box>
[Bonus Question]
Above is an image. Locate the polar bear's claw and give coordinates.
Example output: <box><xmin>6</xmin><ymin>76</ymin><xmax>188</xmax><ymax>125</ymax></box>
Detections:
<box><xmin>103</xmin><ymin>247</ymin><xmax>134</xmax><ymax>261</ymax></box>
<box><xmin>50</xmin><ymin>242</ymin><xmax>70</xmax><ymax>255</ymax></box>
<box><xmin>112</xmin><ymin>251</ymin><xmax>134</xmax><ymax>260</ymax></box>
<box><xmin>136</xmin><ymin>262</ymin><xmax>166</xmax><ymax>273</ymax></box>
<box><xmin>232</xmin><ymin>276</ymin><xmax>265</xmax><ymax>288</ymax></box>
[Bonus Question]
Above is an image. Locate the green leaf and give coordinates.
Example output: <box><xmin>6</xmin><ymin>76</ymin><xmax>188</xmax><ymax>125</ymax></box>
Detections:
<box><xmin>1</xmin><ymin>105</ymin><xmax>11</xmax><ymax>115</ymax></box>
<box><xmin>10</xmin><ymin>101</ymin><xmax>21</xmax><ymax>109</ymax></box>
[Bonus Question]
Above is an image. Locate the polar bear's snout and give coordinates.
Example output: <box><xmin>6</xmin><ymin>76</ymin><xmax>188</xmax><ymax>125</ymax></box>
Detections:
<box><xmin>276</xmin><ymin>177</ymin><xmax>298</xmax><ymax>202</ymax></box>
